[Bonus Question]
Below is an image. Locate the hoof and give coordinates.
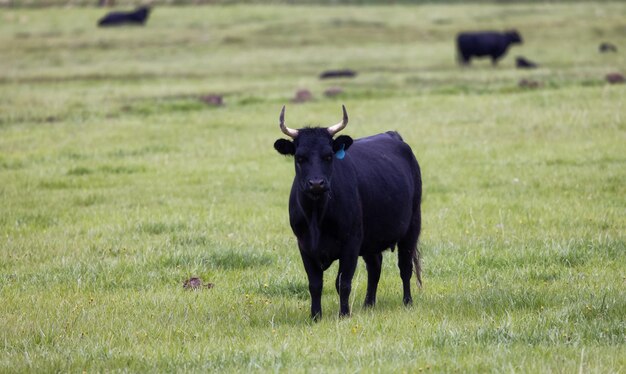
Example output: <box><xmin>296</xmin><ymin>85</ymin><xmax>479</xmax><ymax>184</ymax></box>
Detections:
<box><xmin>363</xmin><ymin>297</ymin><xmax>376</xmax><ymax>308</ymax></box>
<box><xmin>311</xmin><ymin>312</ymin><xmax>322</xmax><ymax>322</ymax></box>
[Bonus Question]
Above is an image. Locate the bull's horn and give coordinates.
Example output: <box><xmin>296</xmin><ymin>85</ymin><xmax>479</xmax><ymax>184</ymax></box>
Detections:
<box><xmin>327</xmin><ymin>105</ymin><xmax>348</xmax><ymax>136</ymax></box>
<box><xmin>279</xmin><ymin>105</ymin><xmax>299</xmax><ymax>138</ymax></box>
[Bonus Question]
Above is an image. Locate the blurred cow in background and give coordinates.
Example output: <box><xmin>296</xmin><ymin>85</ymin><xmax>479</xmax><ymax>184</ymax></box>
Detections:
<box><xmin>599</xmin><ymin>42</ymin><xmax>617</xmax><ymax>53</ymax></box>
<box><xmin>98</xmin><ymin>6</ymin><xmax>151</xmax><ymax>27</ymax></box>
<box><xmin>457</xmin><ymin>30</ymin><xmax>523</xmax><ymax>66</ymax></box>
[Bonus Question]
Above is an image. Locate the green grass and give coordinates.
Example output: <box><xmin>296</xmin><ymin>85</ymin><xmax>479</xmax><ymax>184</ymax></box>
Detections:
<box><xmin>1</xmin><ymin>3</ymin><xmax>625</xmax><ymax>372</ymax></box>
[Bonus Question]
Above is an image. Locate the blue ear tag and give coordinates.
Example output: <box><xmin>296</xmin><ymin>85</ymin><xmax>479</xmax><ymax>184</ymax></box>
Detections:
<box><xmin>335</xmin><ymin>144</ymin><xmax>346</xmax><ymax>160</ymax></box>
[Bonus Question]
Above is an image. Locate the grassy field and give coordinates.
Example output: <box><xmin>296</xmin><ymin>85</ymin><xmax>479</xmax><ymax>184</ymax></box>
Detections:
<box><xmin>1</xmin><ymin>3</ymin><xmax>625</xmax><ymax>372</ymax></box>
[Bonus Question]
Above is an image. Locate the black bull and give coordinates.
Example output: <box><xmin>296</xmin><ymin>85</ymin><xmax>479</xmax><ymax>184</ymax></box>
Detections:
<box><xmin>274</xmin><ymin>106</ymin><xmax>422</xmax><ymax>319</ymax></box>
<box><xmin>457</xmin><ymin>30</ymin><xmax>523</xmax><ymax>65</ymax></box>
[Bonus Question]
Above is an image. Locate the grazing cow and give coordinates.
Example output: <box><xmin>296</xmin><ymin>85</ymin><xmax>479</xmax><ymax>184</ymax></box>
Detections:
<box><xmin>98</xmin><ymin>6</ymin><xmax>151</xmax><ymax>27</ymax></box>
<box><xmin>273</xmin><ymin>106</ymin><xmax>422</xmax><ymax>319</ymax></box>
<box><xmin>457</xmin><ymin>30</ymin><xmax>523</xmax><ymax>66</ymax></box>
<box><xmin>516</xmin><ymin>56</ymin><xmax>538</xmax><ymax>69</ymax></box>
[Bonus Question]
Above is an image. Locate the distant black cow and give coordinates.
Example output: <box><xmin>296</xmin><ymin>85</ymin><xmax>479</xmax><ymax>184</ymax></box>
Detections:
<box><xmin>98</xmin><ymin>6</ymin><xmax>151</xmax><ymax>27</ymax></box>
<box><xmin>516</xmin><ymin>56</ymin><xmax>538</xmax><ymax>69</ymax></box>
<box><xmin>599</xmin><ymin>42</ymin><xmax>617</xmax><ymax>53</ymax></box>
<box><xmin>319</xmin><ymin>69</ymin><xmax>357</xmax><ymax>79</ymax></box>
<box><xmin>273</xmin><ymin>106</ymin><xmax>422</xmax><ymax>319</ymax></box>
<box><xmin>457</xmin><ymin>30</ymin><xmax>523</xmax><ymax>66</ymax></box>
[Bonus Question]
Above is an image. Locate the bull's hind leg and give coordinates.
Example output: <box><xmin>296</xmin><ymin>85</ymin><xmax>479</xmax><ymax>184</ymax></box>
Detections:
<box><xmin>362</xmin><ymin>253</ymin><xmax>383</xmax><ymax>307</ymax></box>
<box><xmin>397</xmin><ymin>210</ymin><xmax>422</xmax><ymax>306</ymax></box>
<box><xmin>397</xmin><ymin>248</ymin><xmax>414</xmax><ymax>305</ymax></box>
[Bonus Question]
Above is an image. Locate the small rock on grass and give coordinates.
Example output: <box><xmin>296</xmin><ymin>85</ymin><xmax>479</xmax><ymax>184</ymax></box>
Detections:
<box><xmin>199</xmin><ymin>94</ymin><xmax>224</xmax><ymax>106</ymax></box>
<box><xmin>183</xmin><ymin>277</ymin><xmax>214</xmax><ymax>290</ymax></box>
<box><xmin>606</xmin><ymin>73</ymin><xmax>625</xmax><ymax>84</ymax></box>
<box><xmin>292</xmin><ymin>89</ymin><xmax>313</xmax><ymax>103</ymax></box>
<box><xmin>518</xmin><ymin>78</ymin><xmax>541</xmax><ymax>89</ymax></box>
<box><xmin>324</xmin><ymin>87</ymin><xmax>344</xmax><ymax>97</ymax></box>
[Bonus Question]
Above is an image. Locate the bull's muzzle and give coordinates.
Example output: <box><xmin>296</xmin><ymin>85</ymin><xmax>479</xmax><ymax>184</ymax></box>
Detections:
<box><xmin>307</xmin><ymin>178</ymin><xmax>328</xmax><ymax>196</ymax></box>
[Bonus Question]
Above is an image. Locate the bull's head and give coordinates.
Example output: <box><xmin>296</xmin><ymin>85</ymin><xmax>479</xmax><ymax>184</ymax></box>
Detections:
<box><xmin>274</xmin><ymin>105</ymin><xmax>353</xmax><ymax>198</ymax></box>
<box><xmin>507</xmin><ymin>30</ymin><xmax>523</xmax><ymax>44</ymax></box>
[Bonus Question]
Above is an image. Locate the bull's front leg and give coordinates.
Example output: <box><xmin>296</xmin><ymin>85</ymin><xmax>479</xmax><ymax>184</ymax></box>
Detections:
<box><xmin>301</xmin><ymin>254</ymin><xmax>323</xmax><ymax>321</ymax></box>
<box><xmin>336</xmin><ymin>251</ymin><xmax>359</xmax><ymax>317</ymax></box>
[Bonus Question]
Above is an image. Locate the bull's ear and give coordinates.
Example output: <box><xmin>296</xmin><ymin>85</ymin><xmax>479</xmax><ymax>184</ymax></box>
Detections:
<box><xmin>333</xmin><ymin>135</ymin><xmax>353</xmax><ymax>153</ymax></box>
<box><xmin>274</xmin><ymin>139</ymin><xmax>295</xmax><ymax>156</ymax></box>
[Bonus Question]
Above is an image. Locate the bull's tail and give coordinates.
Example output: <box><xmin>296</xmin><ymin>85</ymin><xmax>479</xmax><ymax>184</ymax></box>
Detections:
<box><xmin>412</xmin><ymin>154</ymin><xmax>423</xmax><ymax>289</ymax></box>
<box><xmin>402</xmin><ymin>172</ymin><xmax>422</xmax><ymax>290</ymax></box>
<box><xmin>412</xmin><ymin>245</ymin><xmax>422</xmax><ymax>289</ymax></box>
<box><xmin>396</xmin><ymin>134</ymin><xmax>423</xmax><ymax>290</ymax></box>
